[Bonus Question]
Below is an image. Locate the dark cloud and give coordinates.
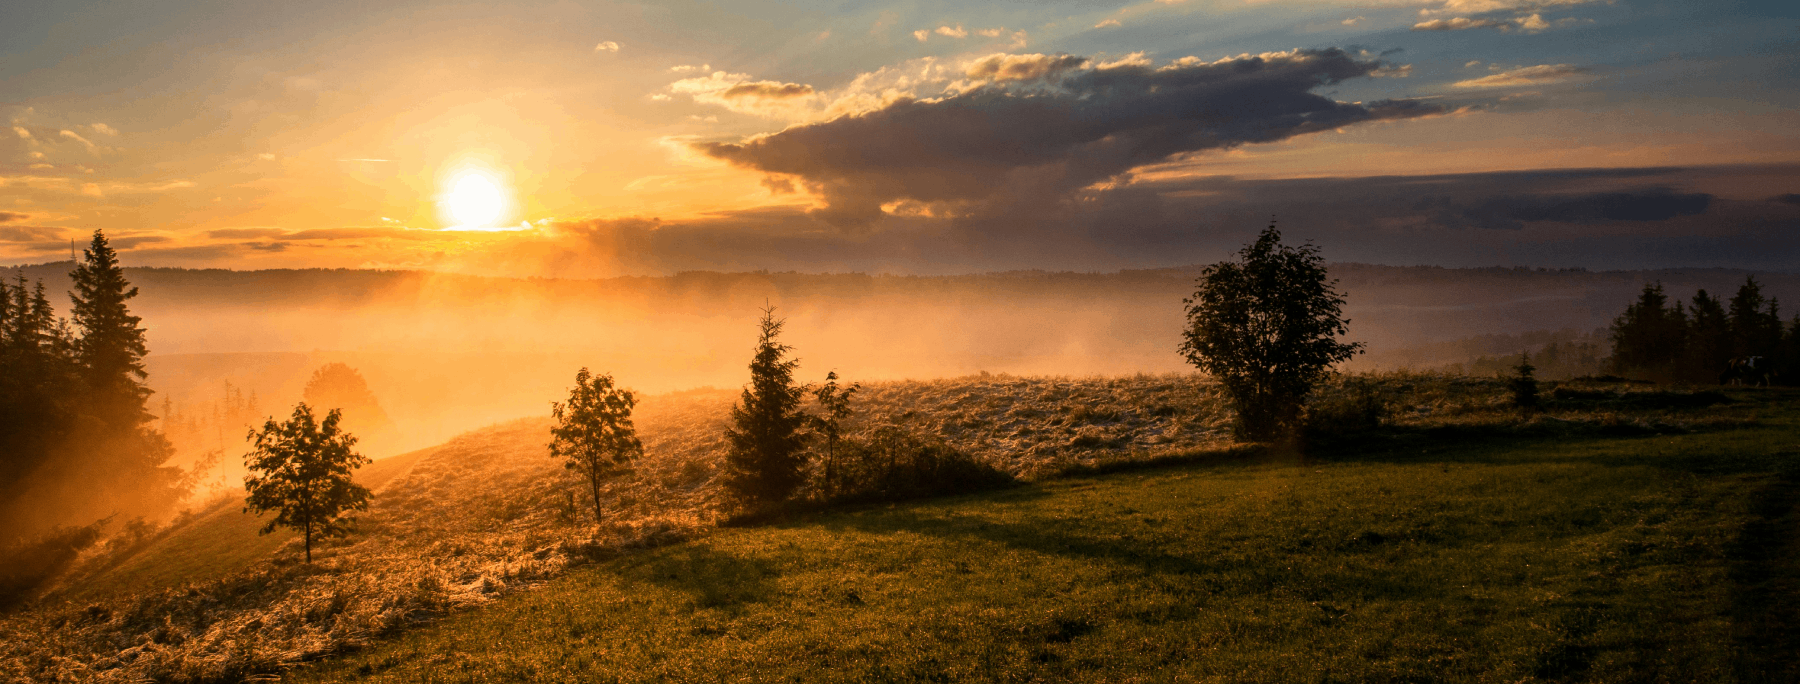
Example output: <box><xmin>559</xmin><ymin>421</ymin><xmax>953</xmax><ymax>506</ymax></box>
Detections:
<box><xmin>697</xmin><ymin>48</ymin><xmax>1446</xmax><ymax>226</ymax></box>
<box><xmin>283</xmin><ymin>227</ymin><xmax>426</xmax><ymax>240</ymax></box>
<box><xmin>1437</xmin><ymin>187</ymin><xmax>1714</xmax><ymax>230</ymax></box>
<box><xmin>0</xmin><ymin>212</ymin><xmax>29</xmax><ymax>223</ymax></box>
<box><xmin>476</xmin><ymin>164</ymin><xmax>1795</xmax><ymax>276</ymax></box>
<box><xmin>203</xmin><ymin>227</ymin><xmax>429</xmax><ymax>241</ymax></box>
<box><xmin>108</xmin><ymin>235</ymin><xmax>171</xmax><ymax>249</ymax></box>
<box><xmin>720</xmin><ymin>81</ymin><xmax>814</xmax><ymax>99</ymax></box>
<box><xmin>1774</xmin><ymin>193</ymin><xmax>1800</xmax><ymax>205</ymax></box>
<box><xmin>0</xmin><ymin>225</ymin><xmax>64</xmax><ymax>242</ymax></box>
<box><xmin>206</xmin><ymin>227</ymin><xmax>288</xmax><ymax>239</ymax></box>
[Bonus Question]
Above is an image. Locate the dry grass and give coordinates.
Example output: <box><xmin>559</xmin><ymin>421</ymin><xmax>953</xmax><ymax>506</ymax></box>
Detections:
<box><xmin>0</xmin><ymin>371</ymin><xmax>1761</xmax><ymax>683</ymax></box>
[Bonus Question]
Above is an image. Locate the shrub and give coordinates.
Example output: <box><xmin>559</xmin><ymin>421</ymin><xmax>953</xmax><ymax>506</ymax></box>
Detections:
<box><xmin>0</xmin><ymin>520</ymin><xmax>106</xmax><ymax>609</ymax></box>
<box><xmin>820</xmin><ymin>426</ymin><xmax>1013</xmax><ymax>503</ymax></box>
<box><xmin>1301</xmin><ymin>380</ymin><xmax>1389</xmax><ymax>444</ymax></box>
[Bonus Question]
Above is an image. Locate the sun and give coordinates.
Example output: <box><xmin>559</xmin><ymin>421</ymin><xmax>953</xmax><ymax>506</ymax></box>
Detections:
<box><xmin>442</xmin><ymin>171</ymin><xmax>507</xmax><ymax>228</ymax></box>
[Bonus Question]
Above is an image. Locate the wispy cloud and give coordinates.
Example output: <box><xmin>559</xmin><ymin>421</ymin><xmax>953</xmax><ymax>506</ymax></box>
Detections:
<box><xmin>593</xmin><ymin>41</ymin><xmax>621</xmax><ymax>52</ymax></box>
<box><xmin>1454</xmin><ymin>64</ymin><xmax>1589</xmax><ymax>87</ymax></box>
<box><xmin>1094</xmin><ymin>19</ymin><xmax>1122</xmax><ymax>28</ymax></box>
<box><xmin>58</xmin><ymin>129</ymin><xmax>97</xmax><ymax>152</ymax></box>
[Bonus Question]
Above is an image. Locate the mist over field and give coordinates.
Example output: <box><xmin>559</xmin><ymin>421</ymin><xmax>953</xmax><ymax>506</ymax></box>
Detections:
<box><xmin>8</xmin><ymin>260</ymin><xmax>1795</xmax><ymax>465</ymax></box>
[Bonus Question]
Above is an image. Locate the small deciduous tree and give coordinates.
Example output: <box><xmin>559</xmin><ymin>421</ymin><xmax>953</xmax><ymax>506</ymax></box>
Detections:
<box><xmin>243</xmin><ymin>403</ymin><xmax>371</xmax><ymax>562</ymax></box>
<box><xmin>723</xmin><ymin>306</ymin><xmax>811</xmax><ymax>505</ymax></box>
<box><xmin>1179</xmin><ymin>223</ymin><xmax>1363</xmax><ymax>440</ymax></box>
<box><xmin>810</xmin><ymin>370</ymin><xmax>859</xmax><ymax>498</ymax></box>
<box><xmin>549</xmin><ymin>368</ymin><xmax>643</xmax><ymax>525</ymax></box>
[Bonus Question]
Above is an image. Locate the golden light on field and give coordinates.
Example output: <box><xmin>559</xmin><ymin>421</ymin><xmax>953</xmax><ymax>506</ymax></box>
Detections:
<box><xmin>440</xmin><ymin>168</ymin><xmax>509</xmax><ymax>229</ymax></box>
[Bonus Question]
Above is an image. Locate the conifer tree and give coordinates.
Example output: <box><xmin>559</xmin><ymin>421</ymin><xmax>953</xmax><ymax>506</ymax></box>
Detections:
<box><xmin>1609</xmin><ymin>282</ymin><xmax>1688</xmax><ymax>381</ymax></box>
<box><xmin>723</xmin><ymin>306</ymin><xmax>811</xmax><ymax>505</ymax></box>
<box><xmin>69</xmin><ymin>230</ymin><xmax>152</xmax><ymax>426</ymax></box>
<box><xmin>1509</xmin><ymin>353</ymin><xmax>1539</xmax><ymax>409</ymax></box>
<box><xmin>1728</xmin><ymin>277</ymin><xmax>1783</xmax><ymax>360</ymax></box>
<box><xmin>1684</xmin><ymin>289</ymin><xmax>1732</xmax><ymax>382</ymax></box>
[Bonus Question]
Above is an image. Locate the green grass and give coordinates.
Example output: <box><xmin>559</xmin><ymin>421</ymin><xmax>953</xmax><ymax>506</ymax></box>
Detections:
<box><xmin>60</xmin><ymin>447</ymin><xmax>428</xmax><ymax>601</ymax></box>
<box><xmin>291</xmin><ymin>389</ymin><xmax>1800</xmax><ymax>683</ymax></box>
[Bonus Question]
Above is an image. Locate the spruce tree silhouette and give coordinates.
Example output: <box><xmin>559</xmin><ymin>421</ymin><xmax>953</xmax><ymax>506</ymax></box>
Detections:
<box><xmin>70</xmin><ymin>230</ymin><xmax>152</xmax><ymax>427</ymax></box>
<box><xmin>723</xmin><ymin>305</ymin><xmax>811</xmax><ymax>506</ymax></box>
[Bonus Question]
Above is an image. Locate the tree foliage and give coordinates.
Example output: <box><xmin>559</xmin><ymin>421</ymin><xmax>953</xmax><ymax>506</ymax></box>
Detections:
<box><xmin>302</xmin><ymin>362</ymin><xmax>394</xmax><ymax>438</ymax></box>
<box><xmin>1610</xmin><ymin>277</ymin><xmax>1794</xmax><ymax>384</ymax></box>
<box><xmin>549</xmin><ymin>368</ymin><xmax>643</xmax><ymax>525</ymax></box>
<box><xmin>70</xmin><ymin>230</ymin><xmax>151</xmax><ymax>424</ymax></box>
<box><xmin>810</xmin><ymin>370</ymin><xmax>859</xmax><ymax>498</ymax></box>
<box><xmin>723</xmin><ymin>306</ymin><xmax>811</xmax><ymax>505</ymax></box>
<box><xmin>243</xmin><ymin>403</ymin><xmax>371</xmax><ymax>563</ymax></box>
<box><xmin>1179</xmin><ymin>224</ymin><xmax>1362</xmax><ymax>440</ymax></box>
<box><xmin>0</xmin><ymin>231</ymin><xmax>184</xmax><ymax>536</ymax></box>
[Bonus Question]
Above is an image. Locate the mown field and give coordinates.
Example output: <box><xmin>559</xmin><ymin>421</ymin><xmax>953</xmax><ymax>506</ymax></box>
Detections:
<box><xmin>288</xmin><ymin>385</ymin><xmax>1800</xmax><ymax>683</ymax></box>
<box><xmin>5</xmin><ymin>375</ymin><xmax>1797</xmax><ymax>683</ymax></box>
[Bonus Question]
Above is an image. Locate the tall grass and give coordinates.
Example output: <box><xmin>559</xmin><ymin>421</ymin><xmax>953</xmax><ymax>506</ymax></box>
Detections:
<box><xmin>0</xmin><ymin>372</ymin><xmax>1779</xmax><ymax>682</ymax></box>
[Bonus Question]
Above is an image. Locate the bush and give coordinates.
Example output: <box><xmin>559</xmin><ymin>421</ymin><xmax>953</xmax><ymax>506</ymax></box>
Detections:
<box><xmin>0</xmin><ymin>520</ymin><xmax>106</xmax><ymax>609</ymax></box>
<box><xmin>1301</xmin><ymin>380</ymin><xmax>1389</xmax><ymax>444</ymax></box>
<box><xmin>817</xmin><ymin>426</ymin><xmax>1014</xmax><ymax>504</ymax></box>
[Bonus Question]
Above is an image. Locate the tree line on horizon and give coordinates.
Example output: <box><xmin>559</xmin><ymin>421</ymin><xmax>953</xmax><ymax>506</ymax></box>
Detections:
<box><xmin>1609</xmin><ymin>278</ymin><xmax>1799</xmax><ymax>385</ymax></box>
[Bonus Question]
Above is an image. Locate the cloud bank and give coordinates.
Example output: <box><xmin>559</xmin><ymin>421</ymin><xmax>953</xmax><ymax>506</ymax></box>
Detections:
<box><xmin>697</xmin><ymin>48</ymin><xmax>1445</xmax><ymax>225</ymax></box>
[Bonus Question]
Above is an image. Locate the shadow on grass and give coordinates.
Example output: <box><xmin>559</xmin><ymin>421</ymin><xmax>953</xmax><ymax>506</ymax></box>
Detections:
<box><xmin>614</xmin><ymin>544</ymin><xmax>784</xmax><ymax>610</ymax></box>
<box><xmin>1728</xmin><ymin>460</ymin><xmax>1800</xmax><ymax>682</ymax></box>
<box><xmin>813</xmin><ymin>507</ymin><xmax>1221</xmax><ymax>579</ymax></box>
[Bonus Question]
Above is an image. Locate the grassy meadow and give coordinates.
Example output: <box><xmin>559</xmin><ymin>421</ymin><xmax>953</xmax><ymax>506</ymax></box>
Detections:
<box><xmin>4</xmin><ymin>374</ymin><xmax>1797</xmax><ymax>682</ymax></box>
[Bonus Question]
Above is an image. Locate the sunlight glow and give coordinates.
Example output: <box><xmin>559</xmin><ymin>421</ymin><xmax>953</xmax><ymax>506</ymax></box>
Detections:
<box><xmin>443</xmin><ymin>171</ymin><xmax>507</xmax><ymax>229</ymax></box>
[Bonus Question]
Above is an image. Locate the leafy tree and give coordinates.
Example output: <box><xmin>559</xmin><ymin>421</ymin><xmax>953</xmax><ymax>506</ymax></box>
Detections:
<box><xmin>1609</xmin><ymin>283</ymin><xmax>1688</xmax><ymax>381</ymax></box>
<box><xmin>549</xmin><ymin>368</ymin><xmax>643</xmax><ymax>525</ymax></box>
<box><xmin>810</xmin><ymin>370</ymin><xmax>859</xmax><ymax>498</ymax></box>
<box><xmin>243</xmin><ymin>403</ymin><xmax>371</xmax><ymax>563</ymax></box>
<box><xmin>302</xmin><ymin>362</ymin><xmax>394</xmax><ymax>438</ymax></box>
<box><xmin>69</xmin><ymin>230</ymin><xmax>151</xmax><ymax>426</ymax></box>
<box><xmin>723</xmin><ymin>306</ymin><xmax>811</xmax><ymax>505</ymax></box>
<box><xmin>1179</xmin><ymin>224</ymin><xmax>1362</xmax><ymax>440</ymax></box>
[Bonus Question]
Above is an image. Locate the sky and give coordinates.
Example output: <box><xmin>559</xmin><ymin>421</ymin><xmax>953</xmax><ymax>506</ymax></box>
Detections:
<box><xmin>1</xmin><ymin>0</ymin><xmax>1797</xmax><ymax>275</ymax></box>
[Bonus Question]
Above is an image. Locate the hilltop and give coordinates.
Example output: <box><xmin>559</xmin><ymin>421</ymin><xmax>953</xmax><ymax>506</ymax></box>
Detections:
<box><xmin>3</xmin><ymin>373</ymin><xmax>1795</xmax><ymax>682</ymax></box>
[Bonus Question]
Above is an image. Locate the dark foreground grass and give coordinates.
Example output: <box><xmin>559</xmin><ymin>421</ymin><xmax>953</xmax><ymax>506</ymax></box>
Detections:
<box><xmin>293</xmin><ymin>389</ymin><xmax>1800</xmax><ymax>683</ymax></box>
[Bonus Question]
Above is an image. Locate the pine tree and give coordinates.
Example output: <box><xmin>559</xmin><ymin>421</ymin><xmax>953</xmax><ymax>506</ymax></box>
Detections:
<box><xmin>69</xmin><ymin>230</ymin><xmax>152</xmax><ymax>427</ymax></box>
<box><xmin>1684</xmin><ymin>289</ymin><xmax>1732</xmax><ymax>383</ymax></box>
<box><xmin>1509</xmin><ymin>353</ymin><xmax>1539</xmax><ymax>409</ymax></box>
<box><xmin>723</xmin><ymin>306</ymin><xmax>811</xmax><ymax>505</ymax></box>
<box><xmin>1728</xmin><ymin>277</ymin><xmax>1783</xmax><ymax>361</ymax></box>
<box><xmin>1609</xmin><ymin>283</ymin><xmax>1687</xmax><ymax>381</ymax></box>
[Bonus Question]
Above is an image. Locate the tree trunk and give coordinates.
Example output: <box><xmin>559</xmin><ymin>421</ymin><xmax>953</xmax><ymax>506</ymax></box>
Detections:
<box><xmin>589</xmin><ymin>470</ymin><xmax>604</xmax><ymax>527</ymax></box>
<box><xmin>304</xmin><ymin>524</ymin><xmax>312</xmax><ymax>563</ymax></box>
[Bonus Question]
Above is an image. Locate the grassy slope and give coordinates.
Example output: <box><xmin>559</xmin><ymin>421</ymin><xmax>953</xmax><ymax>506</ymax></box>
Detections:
<box><xmin>293</xmin><ymin>390</ymin><xmax>1800</xmax><ymax>683</ymax></box>
<box><xmin>58</xmin><ymin>449</ymin><xmax>429</xmax><ymax>601</ymax></box>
